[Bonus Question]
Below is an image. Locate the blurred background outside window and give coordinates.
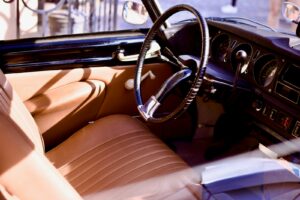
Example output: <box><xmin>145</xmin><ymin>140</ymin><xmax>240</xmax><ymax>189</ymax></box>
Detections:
<box><xmin>0</xmin><ymin>0</ymin><xmax>298</xmax><ymax>40</ymax></box>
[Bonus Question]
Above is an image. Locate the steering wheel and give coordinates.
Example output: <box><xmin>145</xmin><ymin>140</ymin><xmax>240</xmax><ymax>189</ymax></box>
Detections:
<box><xmin>134</xmin><ymin>4</ymin><xmax>210</xmax><ymax>123</ymax></box>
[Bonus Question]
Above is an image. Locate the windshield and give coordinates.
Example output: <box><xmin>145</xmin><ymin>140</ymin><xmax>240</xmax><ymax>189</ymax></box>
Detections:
<box><xmin>1</xmin><ymin>0</ymin><xmax>299</xmax><ymax>40</ymax></box>
<box><xmin>159</xmin><ymin>0</ymin><xmax>299</xmax><ymax>34</ymax></box>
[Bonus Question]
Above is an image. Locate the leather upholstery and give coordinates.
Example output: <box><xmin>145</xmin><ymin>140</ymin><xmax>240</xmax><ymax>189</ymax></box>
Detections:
<box><xmin>47</xmin><ymin>115</ymin><xmax>200</xmax><ymax>197</ymax></box>
<box><xmin>0</xmin><ymin>70</ymin><xmax>81</xmax><ymax>199</ymax></box>
<box><xmin>0</xmin><ymin>114</ymin><xmax>82</xmax><ymax>200</ymax></box>
<box><xmin>25</xmin><ymin>80</ymin><xmax>106</xmax><ymax>149</ymax></box>
<box><xmin>0</xmin><ymin>71</ymin><xmax>44</xmax><ymax>153</ymax></box>
<box><xmin>6</xmin><ymin>63</ymin><xmax>175</xmax><ymax>117</ymax></box>
<box><xmin>0</xmin><ymin>69</ymin><xmax>200</xmax><ymax>199</ymax></box>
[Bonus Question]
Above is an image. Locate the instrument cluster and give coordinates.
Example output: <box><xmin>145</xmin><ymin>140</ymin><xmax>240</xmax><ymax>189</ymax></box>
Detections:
<box><xmin>209</xmin><ymin>29</ymin><xmax>300</xmax><ymax>140</ymax></box>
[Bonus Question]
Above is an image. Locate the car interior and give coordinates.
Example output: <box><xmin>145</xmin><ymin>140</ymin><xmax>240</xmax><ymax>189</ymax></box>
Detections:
<box><xmin>1</xmin><ymin>1</ymin><xmax>300</xmax><ymax>200</ymax></box>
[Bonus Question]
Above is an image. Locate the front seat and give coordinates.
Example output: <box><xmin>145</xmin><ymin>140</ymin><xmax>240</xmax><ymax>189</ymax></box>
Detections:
<box><xmin>0</xmin><ymin>70</ymin><xmax>200</xmax><ymax>200</ymax></box>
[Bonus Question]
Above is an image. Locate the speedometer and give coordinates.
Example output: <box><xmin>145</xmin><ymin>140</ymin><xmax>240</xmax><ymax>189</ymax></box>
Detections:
<box><xmin>254</xmin><ymin>55</ymin><xmax>279</xmax><ymax>88</ymax></box>
<box><xmin>258</xmin><ymin>60</ymin><xmax>278</xmax><ymax>87</ymax></box>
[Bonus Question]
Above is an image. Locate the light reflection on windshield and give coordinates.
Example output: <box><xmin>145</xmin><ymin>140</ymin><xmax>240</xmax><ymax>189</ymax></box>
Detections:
<box><xmin>158</xmin><ymin>0</ymin><xmax>299</xmax><ymax>34</ymax></box>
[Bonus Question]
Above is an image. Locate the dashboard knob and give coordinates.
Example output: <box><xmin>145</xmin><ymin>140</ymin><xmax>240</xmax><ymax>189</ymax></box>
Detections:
<box><xmin>252</xmin><ymin>99</ymin><xmax>264</xmax><ymax>112</ymax></box>
<box><xmin>233</xmin><ymin>50</ymin><xmax>248</xmax><ymax>89</ymax></box>
<box><xmin>235</xmin><ymin>50</ymin><xmax>248</xmax><ymax>67</ymax></box>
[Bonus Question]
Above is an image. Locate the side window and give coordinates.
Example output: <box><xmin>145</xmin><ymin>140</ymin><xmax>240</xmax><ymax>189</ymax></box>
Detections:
<box><xmin>0</xmin><ymin>0</ymin><xmax>151</xmax><ymax>40</ymax></box>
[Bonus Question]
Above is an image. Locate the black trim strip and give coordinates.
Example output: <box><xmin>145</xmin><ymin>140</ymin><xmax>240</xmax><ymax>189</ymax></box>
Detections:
<box><xmin>0</xmin><ymin>31</ymin><xmax>147</xmax><ymax>73</ymax></box>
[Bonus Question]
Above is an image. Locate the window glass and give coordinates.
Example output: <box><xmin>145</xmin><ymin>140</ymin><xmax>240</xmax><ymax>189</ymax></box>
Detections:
<box><xmin>0</xmin><ymin>0</ymin><xmax>151</xmax><ymax>40</ymax></box>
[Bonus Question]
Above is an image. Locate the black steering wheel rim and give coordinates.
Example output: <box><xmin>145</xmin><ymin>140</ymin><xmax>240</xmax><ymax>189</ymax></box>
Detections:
<box><xmin>134</xmin><ymin>4</ymin><xmax>210</xmax><ymax>123</ymax></box>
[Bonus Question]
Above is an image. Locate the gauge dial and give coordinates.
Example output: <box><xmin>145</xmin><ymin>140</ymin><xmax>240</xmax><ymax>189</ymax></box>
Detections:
<box><xmin>258</xmin><ymin>60</ymin><xmax>278</xmax><ymax>87</ymax></box>
<box><xmin>211</xmin><ymin>34</ymin><xmax>230</xmax><ymax>63</ymax></box>
<box><xmin>254</xmin><ymin>55</ymin><xmax>279</xmax><ymax>88</ymax></box>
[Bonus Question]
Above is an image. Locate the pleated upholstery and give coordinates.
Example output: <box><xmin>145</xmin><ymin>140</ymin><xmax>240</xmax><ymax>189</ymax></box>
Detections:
<box><xmin>47</xmin><ymin>115</ymin><xmax>199</xmax><ymax>197</ymax></box>
<box><xmin>0</xmin><ymin>70</ymin><xmax>44</xmax><ymax>153</ymax></box>
<box><xmin>0</xmin><ymin>69</ymin><xmax>199</xmax><ymax>199</ymax></box>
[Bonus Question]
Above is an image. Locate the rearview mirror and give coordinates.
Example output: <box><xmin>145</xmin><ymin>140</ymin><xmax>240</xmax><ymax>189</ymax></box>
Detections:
<box><xmin>282</xmin><ymin>1</ymin><xmax>300</xmax><ymax>23</ymax></box>
<box><xmin>122</xmin><ymin>1</ymin><xmax>148</xmax><ymax>25</ymax></box>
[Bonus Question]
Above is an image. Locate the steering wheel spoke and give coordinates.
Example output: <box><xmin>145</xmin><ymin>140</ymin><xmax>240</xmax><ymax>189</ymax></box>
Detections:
<box><xmin>155</xmin><ymin>68</ymin><xmax>192</xmax><ymax>102</ymax></box>
<box><xmin>162</xmin><ymin>47</ymin><xmax>189</xmax><ymax>69</ymax></box>
<box><xmin>138</xmin><ymin>96</ymin><xmax>161</xmax><ymax>121</ymax></box>
<box><xmin>138</xmin><ymin>68</ymin><xmax>192</xmax><ymax>121</ymax></box>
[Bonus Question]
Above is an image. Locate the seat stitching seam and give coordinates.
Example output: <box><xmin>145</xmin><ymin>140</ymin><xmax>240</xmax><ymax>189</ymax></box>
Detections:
<box><xmin>59</xmin><ymin>133</ymin><xmax>157</xmax><ymax>172</ymax></box>
<box><xmin>82</xmin><ymin>160</ymin><xmax>186</xmax><ymax>194</ymax></box>
<box><xmin>126</xmin><ymin>164</ymin><xmax>188</xmax><ymax>184</ymax></box>
<box><xmin>72</xmin><ymin>144</ymin><xmax>168</xmax><ymax>187</ymax></box>
<box><xmin>64</xmin><ymin>137</ymin><xmax>162</xmax><ymax>179</ymax></box>
<box><xmin>58</xmin><ymin>131</ymin><xmax>154</xmax><ymax>169</ymax></box>
<box><xmin>97</xmin><ymin>159</ymin><xmax>186</xmax><ymax>191</ymax></box>
<box><xmin>74</xmin><ymin>147</ymin><xmax>171</xmax><ymax>190</ymax></box>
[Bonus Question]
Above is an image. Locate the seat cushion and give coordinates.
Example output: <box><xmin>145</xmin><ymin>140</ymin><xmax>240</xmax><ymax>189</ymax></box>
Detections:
<box><xmin>46</xmin><ymin>115</ymin><xmax>200</xmax><ymax>198</ymax></box>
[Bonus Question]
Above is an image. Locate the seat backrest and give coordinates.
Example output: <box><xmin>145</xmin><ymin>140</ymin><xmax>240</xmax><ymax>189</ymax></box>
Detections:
<box><xmin>0</xmin><ymin>70</ymin><xmax>44</xmax><ymax>153</ymax></box>
<box><xmin>0</xmin><ymin>70</ymin><xmax>82</xmax><ymax>200</ymax></box>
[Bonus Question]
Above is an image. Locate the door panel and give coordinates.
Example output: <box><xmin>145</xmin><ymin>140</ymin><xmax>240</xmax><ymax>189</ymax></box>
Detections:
<box><xmin>25</xmin><ymin>80</ymin><xmax>105</xmax><ymax>150</ymax></box>
<box><xmin>7</xmin><ymin>63</ymin><xmax>175</xmax><ymax>116</ymax></box>
<box><xmin>7</xmin><ymin>63</ymin><xmax>176</xmax><ymax>149</ymax></box>
<box><xmin>7</xmin><ymin>68</ymin><xmax>96</xmax><ymax>101</ymax></box>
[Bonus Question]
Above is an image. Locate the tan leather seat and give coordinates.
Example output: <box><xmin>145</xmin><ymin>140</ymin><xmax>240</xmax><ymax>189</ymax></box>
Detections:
<box><xmin>0</xmin><ymin>70</ymin><xmax>200</xmax><ymax>199</ymax></box>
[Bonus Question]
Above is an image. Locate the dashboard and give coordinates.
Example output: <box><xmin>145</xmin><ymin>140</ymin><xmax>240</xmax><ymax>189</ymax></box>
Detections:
<box><xmin>206</xmin><ymin>20</ymin><xmax>300</xmax><ymax>142</ymax></box>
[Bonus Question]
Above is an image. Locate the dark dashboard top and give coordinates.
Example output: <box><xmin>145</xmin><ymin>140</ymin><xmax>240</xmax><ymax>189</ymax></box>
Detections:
<box><xmin>204</xmin><ymin>19</ymin><xmax>300</xmax><ymax>141</ymax></box>
<box><xmin>208</xmin><ymin>19</ymin><xmax>300</xmax><ymax>58</ymax></box>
